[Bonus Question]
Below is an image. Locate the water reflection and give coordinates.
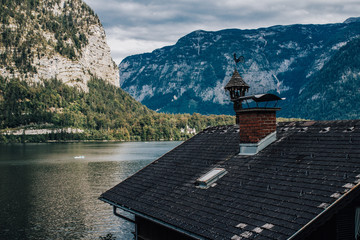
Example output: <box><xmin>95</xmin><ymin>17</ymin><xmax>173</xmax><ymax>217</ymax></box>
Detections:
<box><xmin>0</xmin><ymin>141</ymin><xmax>181</xmax><ymax>240</ymax></box>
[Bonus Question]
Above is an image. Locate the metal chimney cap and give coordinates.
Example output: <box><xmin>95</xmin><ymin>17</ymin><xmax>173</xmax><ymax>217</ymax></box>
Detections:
<box><xmin>235</xmin><ymin>93</ymin><xmax>284</xmax><ymax>103</ymax></box>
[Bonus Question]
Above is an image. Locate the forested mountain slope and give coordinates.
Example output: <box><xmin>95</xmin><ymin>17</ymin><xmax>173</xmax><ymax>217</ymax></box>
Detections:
<box><xmin>0</xmin><ymin>76</ymin><xmax>234</xmax><ymax>142</ymax></box>
<box><xmin>286</xmin><ymin>37</ymin><xmax>360</xmax><ymax>120</ymax></box>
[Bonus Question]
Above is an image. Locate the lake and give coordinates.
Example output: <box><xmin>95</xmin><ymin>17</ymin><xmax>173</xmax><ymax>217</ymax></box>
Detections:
<box><xmin>0</xmin><ymin>141</ymin><xmax>182</xmax><ymax>240</ymax></box>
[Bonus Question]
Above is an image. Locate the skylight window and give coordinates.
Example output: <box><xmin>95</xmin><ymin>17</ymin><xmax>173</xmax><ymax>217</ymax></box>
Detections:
<box><xmin>195</xmin><ymin>168</ymin><xmax>227</xmax><ymax>189</ymax></box>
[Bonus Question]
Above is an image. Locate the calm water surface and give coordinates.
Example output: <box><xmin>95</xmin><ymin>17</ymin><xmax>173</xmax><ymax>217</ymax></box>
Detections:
<box><xmin>0</xmin><ymin>141</ymin><xmax>182</xmax><ymax>240</ymax></box>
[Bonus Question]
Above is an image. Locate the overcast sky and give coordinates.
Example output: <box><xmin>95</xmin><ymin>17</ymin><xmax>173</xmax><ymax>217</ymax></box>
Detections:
<box><xmin>83</xmin><ymin>0</ymin><xmax>360</xmax><ymax>65</ymax></box>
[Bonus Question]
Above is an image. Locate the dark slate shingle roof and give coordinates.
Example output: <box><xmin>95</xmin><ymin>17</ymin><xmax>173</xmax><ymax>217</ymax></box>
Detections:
<box><xmin>100</xmin><ymin>120</ymin><xmax>360</xmax><ymax>240</ymax></box>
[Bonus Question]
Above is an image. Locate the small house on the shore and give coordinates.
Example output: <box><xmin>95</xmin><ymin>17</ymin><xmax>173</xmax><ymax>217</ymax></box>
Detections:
<box><xmin>100</xmin><ymin>65</ymin><xmax>360</xmax><ymax>240</ymax></box>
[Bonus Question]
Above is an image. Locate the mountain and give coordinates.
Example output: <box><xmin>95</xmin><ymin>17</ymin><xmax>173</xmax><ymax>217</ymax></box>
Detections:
<box><xmin>119</xmin><ymin>18</ymin><xmax>360</xmax><ymax>119</ymax></box>
<box><xmin>0</xmin><ymin>0</ymin><xmax>235</xmax><ymax>142</ymax></box>
<box><xmin>286</xmin><ymin>37</ymin><xmax>360</xmax><ymax>120</ymax></box>
<box><xmin>344</xmin><ymin>17</ymin><xmax>360</xmax><ymax>24</ymax></box>
<box><xmin>0</xmin><ymin>0</ymin><xmax>119</xmax><ymax>90</ymax></box>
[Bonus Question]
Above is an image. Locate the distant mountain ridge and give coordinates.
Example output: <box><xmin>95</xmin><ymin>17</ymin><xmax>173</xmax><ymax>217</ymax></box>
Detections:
<box><xmin>119</xmin><ymin>17</ymin><xmax>360</xmax><ymax>120</ymax></box>
<box><xmin>344</xmin><ymin>17</ymin><xmax>360</xmax><ymax>24</ymax></box>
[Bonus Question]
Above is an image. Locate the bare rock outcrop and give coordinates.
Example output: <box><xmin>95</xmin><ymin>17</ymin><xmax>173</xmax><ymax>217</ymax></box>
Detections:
<box><xmin>0</xmin><ymin>0</ymin><xmax>119</xmax><ymax>90</ymax></box>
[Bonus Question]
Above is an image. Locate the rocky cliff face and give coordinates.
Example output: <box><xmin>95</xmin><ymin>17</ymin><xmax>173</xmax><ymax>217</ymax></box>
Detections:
<box><xmin>0</xmin><ymin>0</ymin><xmax>119</xmax><ymax>91</ymax></box>
<box><xmin>119</xmin><ymin>18</ymin><xmax>360</xmax><ymax>119</ymax></box>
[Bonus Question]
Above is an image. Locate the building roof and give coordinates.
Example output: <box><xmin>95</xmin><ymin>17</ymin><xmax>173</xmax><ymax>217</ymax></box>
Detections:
<box><xmin>100</xmin><ymin>120</ymin><xmax>360</xmax><ymax>240</ymax></box>
<box><xmin>224</xmin><ymin>69</ymin><xmax>249</xmax><ymax>90</ymax></box>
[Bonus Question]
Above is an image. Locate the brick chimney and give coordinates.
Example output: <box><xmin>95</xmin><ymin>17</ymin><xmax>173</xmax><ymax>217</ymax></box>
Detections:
<box><xmin>237</xmin><ymin>108</ymin><xmax>277</xmax><ymax>143</ymax></box>
<box><xmin>224</xmin><ymin>59</ymin><xmax>282</xmax><ymax>155</ymax></box>
<box><xmin>236</xmin><ymin>106</ymin><xmax>280</xmax><ymax>155</ymax></box>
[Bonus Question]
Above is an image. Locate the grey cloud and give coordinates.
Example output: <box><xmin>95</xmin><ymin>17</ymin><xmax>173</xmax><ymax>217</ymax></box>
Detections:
<box><xmin>83</xmin><ymin>0</ymin><xmax>360</xmax><ymax>63</ymax></box>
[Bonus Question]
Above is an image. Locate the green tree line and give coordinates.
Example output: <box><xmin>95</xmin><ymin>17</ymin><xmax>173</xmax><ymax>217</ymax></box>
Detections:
<box><xmin>0</xmin><ymin>76</ymin><xmax>235</xmax><ymax>142</ymax></box>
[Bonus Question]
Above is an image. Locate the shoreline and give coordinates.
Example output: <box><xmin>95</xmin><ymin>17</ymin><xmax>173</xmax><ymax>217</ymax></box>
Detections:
<box><xmin>0</xmin><ymin>131</ymin><xmax>188</xmax><ymax>144</ymax></box>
